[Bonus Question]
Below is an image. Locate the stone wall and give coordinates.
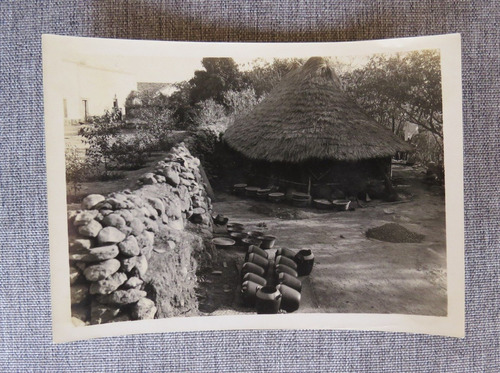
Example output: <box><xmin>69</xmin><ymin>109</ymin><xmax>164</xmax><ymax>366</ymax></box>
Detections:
<box><xmin>68</xmin><ymin>143</ymin><xmax>213</xmax><ymax>326</ymax></box>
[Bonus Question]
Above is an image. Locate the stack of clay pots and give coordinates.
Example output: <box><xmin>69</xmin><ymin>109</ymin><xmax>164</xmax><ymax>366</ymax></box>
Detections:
<box><xmin>239</xmin><ymin>244</ymin><xmax>315</xmax><ymax>314</ymax></box>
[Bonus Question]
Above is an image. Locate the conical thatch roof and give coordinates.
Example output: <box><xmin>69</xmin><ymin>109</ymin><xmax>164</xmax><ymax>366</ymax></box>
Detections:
<box><xmin>224</xmin><ymin>57</ymin><xmax>411</xmax><ymax>163</ymax></box>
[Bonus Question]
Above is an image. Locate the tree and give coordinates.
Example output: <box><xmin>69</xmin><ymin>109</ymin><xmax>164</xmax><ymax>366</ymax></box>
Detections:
<box><xmin>243</xmin><ymin>58</ymin><xmax>304</xmax><ymax>97</ymax></box>
<box><xmin>188</xmin><ymin>58</ymin><xmax>244</xmax><ymax>105</ymax></box>
<box><xmin>342</xmin><ymin>50</ymin><xmax>443</xmax><ymax>149</ymax></box>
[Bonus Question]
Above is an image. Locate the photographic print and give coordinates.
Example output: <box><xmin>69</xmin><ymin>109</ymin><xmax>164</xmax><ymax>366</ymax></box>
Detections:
<box><xmin>43</xmin><ymin>34</ymin><xmax>464</xmax><ymax>342</ymax></box>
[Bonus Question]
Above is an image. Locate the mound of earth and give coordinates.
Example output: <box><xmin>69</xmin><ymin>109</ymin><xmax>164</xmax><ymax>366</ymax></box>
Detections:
<box><xmin>366</xmin><ymin>223</ymin><xmax>424</xmax><ymax>243</ymax></box>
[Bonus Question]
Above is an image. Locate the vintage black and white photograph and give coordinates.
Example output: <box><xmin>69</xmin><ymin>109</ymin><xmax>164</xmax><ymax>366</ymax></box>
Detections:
<box><xmin>43</xmin><ymin>34</ymin><xmax>464</xmax><ymax>342</ymax></box>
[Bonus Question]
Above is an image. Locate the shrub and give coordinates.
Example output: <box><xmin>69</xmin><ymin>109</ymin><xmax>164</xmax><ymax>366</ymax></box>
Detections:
<box><xmin>65</xmin><ymin>146</ymin><xmax>88</xmax><ymax>197</ymax></box>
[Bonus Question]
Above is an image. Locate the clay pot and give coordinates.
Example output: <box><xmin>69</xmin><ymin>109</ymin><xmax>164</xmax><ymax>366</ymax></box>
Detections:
<box><xmin>241</xmin><ymin>280</ymin><xmax>262</xmax><ymax>307</ymax></box>
<box><xmin>255</xmin><ymin>286</ymin><xmax>282</xmax><ymax>314</ymax></box>
<box><xmin>242</xmin><ymin>272</ymin><xmax>267</xmax><ymax>287</ymax></box>
<box><xmin>256</xmin><ymin>188</ymin><xmax>271</xmax><ymax>200</ymax></box>
<box><xmin>294</xmin><ymin>249</ymin><xmax>315</xmax><ymax>276</ymax></box>
<box><xmin>277</xmin><ymin>272</ymin><xmax>302</xmax><ymax>292</ymax></box>
<box><xmin>277</xmin><ymin>284</ymin><xmax>301</xmax><ymax>313</ymax></box>
<box><xmin>268</xmin><ymin>192</ymin><xmax>285</xmax><ymax>203</ymax></box>
<box><xmin>275</xmin><ymin>264</ymin><xmax>298</xmax><ymax>278</ymax></box>
<box><xmin>259</xmin><ymin>235</ymin><xmax>276</xmax><ymax>250</ymax></box>
<box><xmin>241</xmin><ymin>262</ymin><xmax>266</xmax><ymax>279</ymax></box>
<box><xmin>275</xmin><ymin>255</ymin><xmax>298</xmax><ymax>270</ymax></box>
<box><xmin>245</xmin><ymin>186</ymin><xmax>260</xmax><ymax>198</ymax></box>
<box><xmin>230</xmin><ymin>232</ymin><xmax>248</xmax><ymax>244</ymax></box>
<box><xmin>247</xmin><ymin>253</ymin><xmax>269</xmax><ymax>271</ymax></box>
<box><xmin>331</xmin><ymin>200</ymin><xmax>351</xmax><ymax>211</ymax></box>
<box><xmin>233</xmin><ymin>184</ymin><xmax>247</xmax><ymax>196</ymax></box>
<box><xmin>275</xmin><ymin>247</ymin><xmax>296</xmax><ymax>261</ymax></box>
<box><xmin>312</xmin><ymin>199</ymin><xmax>333</xmax><ymax>210</ymax></box>
<box><xmin>246</xmin><ymin>245</ymin><xmax>269</xmax><ymax>260</ymax></box>
<box><xmin>242</xmin><ymin>237</ymin><xmax>262</xmax><ymax>250</ymax></box>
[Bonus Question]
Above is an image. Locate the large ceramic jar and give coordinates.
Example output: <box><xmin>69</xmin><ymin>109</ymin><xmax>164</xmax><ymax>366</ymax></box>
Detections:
<box><xmin>275</xmin><ymin>255</ymin><xmax>298</xmax><ymax>270</ymax></box>
<box><xmin>277</xmin><ymin>284</ymin><xmax>301</xmax><ymax>313</ymax></box>
<box><xmin>277</xmin><ymin>272</ymin><xmax>302</xmax><ymax>292</ymax></box>
<box><xmin>255</xmin><ymin>286</ymin><xmax>282</xmax><ymax>314</ymax></box>
<box><xmin>275</xmin><ymin>247</ymin><xmax>296</xmax><ymax>261</ymax></box>
<box><xmin>294</xmin><ymin>249</ymin><xmax>315</xmax><ymax>276</ymax></box>
<box><xmin>247</xmin><ymin>253</ymin><xmax>269</xmax><ymax>271</ymax></box>
<box><xmin>241</xmin><ymin>280</ymin><xmax>262</xmax><ymax>307</ymax></box>
<box><xmin>241</xmin><ymin>262</ymin><xmax>266</xmax><ymax>279</ymax></box>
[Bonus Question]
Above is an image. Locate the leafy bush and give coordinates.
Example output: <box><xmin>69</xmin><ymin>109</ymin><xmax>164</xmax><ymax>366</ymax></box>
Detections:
<box><xmin>65</xmin><ymin>146</ymin><xmax>88</xmax><ymax>197</ymax></box>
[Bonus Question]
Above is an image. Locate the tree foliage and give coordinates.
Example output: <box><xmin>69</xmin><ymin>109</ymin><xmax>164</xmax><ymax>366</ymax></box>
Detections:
<box><xmin>242</xmin><ymin>58</ymin><xmax>304</xmax><ymax>97</ymax></box>
<box><xmin>188</xmin><ymin>58</ymin><xmax>245</xmax><ymax>106</ymax></box>
<box><xmin>342</xmin><ymin>50</ymin><xmax>443</xmax><ymax>142</ymax></box>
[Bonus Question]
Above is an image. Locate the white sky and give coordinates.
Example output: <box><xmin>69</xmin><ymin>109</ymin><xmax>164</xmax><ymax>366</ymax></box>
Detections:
<box><xmin>68</xmin><ymin>53</ymin><xmax>371</xmax><ymax>85</ymax></box>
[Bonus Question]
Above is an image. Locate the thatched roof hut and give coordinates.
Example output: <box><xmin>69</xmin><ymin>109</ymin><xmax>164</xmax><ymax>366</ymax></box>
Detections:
<box><xmin>224</xmin><ymin>57</ymin><xmax>410</xmax><ymax>163</ymax></box>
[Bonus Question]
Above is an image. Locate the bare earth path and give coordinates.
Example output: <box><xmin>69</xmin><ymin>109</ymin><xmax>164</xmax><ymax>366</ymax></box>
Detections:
<box><xmin>208</xmin><ymin>164</ymin><xmax>447</xmax><ymax>316</ymax></box>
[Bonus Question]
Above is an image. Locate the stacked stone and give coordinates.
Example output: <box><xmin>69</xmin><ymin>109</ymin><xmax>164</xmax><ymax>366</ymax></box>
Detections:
<box><xmin>138</xmin><ymin>143</ymin><xmax>213</xmax><ymax>230</ymax></box>
<box><xmin>69</xmin><ymin>143</ymin><xmax>213</xmax><ymax>326</ymax></box>
<box><xmin>69</xmin><ymin>192</ymin><xmax>158</xmax><ymax>325</ymax></box>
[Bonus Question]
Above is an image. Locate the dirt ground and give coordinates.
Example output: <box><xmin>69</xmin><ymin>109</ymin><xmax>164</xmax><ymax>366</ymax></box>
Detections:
<box><xmin>199</xmin><ymin>164</ymin><xmax>447</xmax><ymax>316</ymax></box>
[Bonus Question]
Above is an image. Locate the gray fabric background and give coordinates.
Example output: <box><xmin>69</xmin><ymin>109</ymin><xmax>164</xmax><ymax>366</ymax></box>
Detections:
<box><xmin>1</xmin><ymin>1</ymin><xmax>498</xmax><ymax>371</ymax></box>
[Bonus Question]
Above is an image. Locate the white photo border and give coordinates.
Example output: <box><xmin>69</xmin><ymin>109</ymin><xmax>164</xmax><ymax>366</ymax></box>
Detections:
<box><xmin>43</xmin><ymin>33</ymin><xmax>464</xmax><ymax>343</ymax></box>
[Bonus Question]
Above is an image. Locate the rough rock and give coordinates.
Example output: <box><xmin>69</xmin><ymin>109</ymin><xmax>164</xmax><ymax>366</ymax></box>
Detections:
<box><xmin>71</xmin><ymin>284</ymin><xmax>88</xmax><ymax>304</ymax></box>
<box><xmin>102</xmin><ymin>213</ymin><xmax>127</xmax><ymax>230</ymax></box>
<box><xmin>130</xmin><ymin>218</ymin><xmax>145</xmax><ymax>236</ymax></box>
<box><xmin>83</xmin><ymin>259</ymin><xmax>121</xmax><ymax>282</ymax></box>
<box><xmin>89</xmin><ymin>272</ymin><xmax>128</xmax><ymax>295</ymax></box>
<box><xmin>143</xmin><ymin>218</ymin><xmax>159</xmax><ymax>233</ymax></box>
<box><xmin>78</xmin><ymin>220</ymin><xmax>103</xmax><ymax>238</ymax></box>
<box><xmin>162</xmin><ymin>167</ymin><xmax>180</xmax><ymax>186</ymax></box>
<box><xmin>98</xmin><ymin>289</ymin><xmax>147</xmax><ymax>305</ymax></box>
<box><xmin>134</xmin><ymin>255</ymin><xmax>148</xmax><ymax>278</ymax></box>
<box><xmin>148</xmin><ymin>198</ymin><xmax>165</xmax><ymax>216</ymax></box>
<box><xmin>126</xmin><ymin>194</ymin><xmax>144</xmax><ymax>208</ymax></box>
<box><xmin>154</xmin><ymin>175</ymin><xmax>166</xmax><ymax>183</ymax></box>
<box><xmin>119</xmin><ymin>226</ymin><xmax>133</xmax><ymax>236</ymax></box>
<box><xmin>105</xmin><ymin>197</ymin><xmax>128</xmax><ymax>210</ymax></box>
<box><xmin>136</xmin><ymin>230</ymin><xmax>155</xmax><ymax>250</ymax></box>
<box><xmin>140</xmin><ymin>173</ymin><xmax>157</xmax><ymax>185</ymax></box>
<box><xmin>117</xmin><ymin>209</ymin><xmax>134</xmax><ymax>225</ymax></box>
<box><xmin>73</xmin><ymin>210</ymin><xmax>99</xmax><ymax>226</ymax></box>
<box><xmin>121</xmin><ymin>255</ymin><xmax>148</xmax><ymax>278</ymax></box>
<box><xmin>78</xmin><ymin>245</ymin><xmax>119</xmax><ymax>263</ymax></box>
<box><xmin>69</xmin><ymin>266</ymin><xmax>81</xmax><ymax>285</ymax></box>
<box><xmin>82</xmin><ymin>194</ymin><xmax>105</xmax><ymax>210</ymax></box>
<box><xmin>70</xmin><ymin>238</ymin><xmax>92</xmax><ymax>251</ymax></box>
<box><xmin>90</xmin><ymin>301</ymin><xmax>121</xmax><ymax>325</ymax></box>
<box><xmin>97</xmin><ymin>226</ymin><xmax>126</xmax><ymax>245</ymax></box>
<box><xmin>118</xmin><ymin>235</ymin><xmax>141</xmax><ymax>257</ymax></box>
<box><xmin>123</xmin><ymin>276</ymin><xmax>143</xmax><ymax>289</ymax></box>
<box><xmin>168</xmin><ymin>218</ymin><xmax>184</xmax><ymax>230</ymax></box>
<box><xmin>131</xmin><ymin>298</ymin><xmax>157</xmax><ymax>320</ymax></box>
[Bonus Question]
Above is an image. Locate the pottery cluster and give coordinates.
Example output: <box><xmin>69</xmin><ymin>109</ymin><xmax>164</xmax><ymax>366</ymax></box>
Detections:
<box><xmin>68</xmin><ymin>143</ymin><xmax>213</xmax><ymax>326</ymax></box>
<box><xmin>233</xmin><ymin>183</ymin><xmax>351</xmax><ymax>211</ymax></box>
<box><xmin>238</xmin><ymin>234</ymin><xmax>315</xmax><ymax>314</ymax></box>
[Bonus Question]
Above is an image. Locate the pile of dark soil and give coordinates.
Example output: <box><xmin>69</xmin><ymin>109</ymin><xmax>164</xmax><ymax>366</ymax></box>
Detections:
<box><xmin>366</xmin><ymin>223</ymin><xmax>424</xmax><ymax>243</ymax></box>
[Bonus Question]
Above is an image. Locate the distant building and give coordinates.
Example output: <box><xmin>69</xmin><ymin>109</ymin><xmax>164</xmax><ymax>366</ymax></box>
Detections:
<box><xmin>61</xmin><ymin>60</ymin><xmax>137</xmax><ymax>124</ymax></box>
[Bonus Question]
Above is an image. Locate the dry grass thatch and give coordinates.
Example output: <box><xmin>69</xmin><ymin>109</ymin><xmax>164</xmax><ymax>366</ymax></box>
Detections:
<box><xmin>224</xmin><ymin>57</ymin><xmax>412</xmax><ymax>163</ymax></box>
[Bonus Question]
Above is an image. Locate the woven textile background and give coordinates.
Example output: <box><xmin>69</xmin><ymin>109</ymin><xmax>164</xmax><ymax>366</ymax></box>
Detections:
<box><xmin>1</xmin><ymin>1</ymin><xmax>498</xmax><ymax>371</ymax></box>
